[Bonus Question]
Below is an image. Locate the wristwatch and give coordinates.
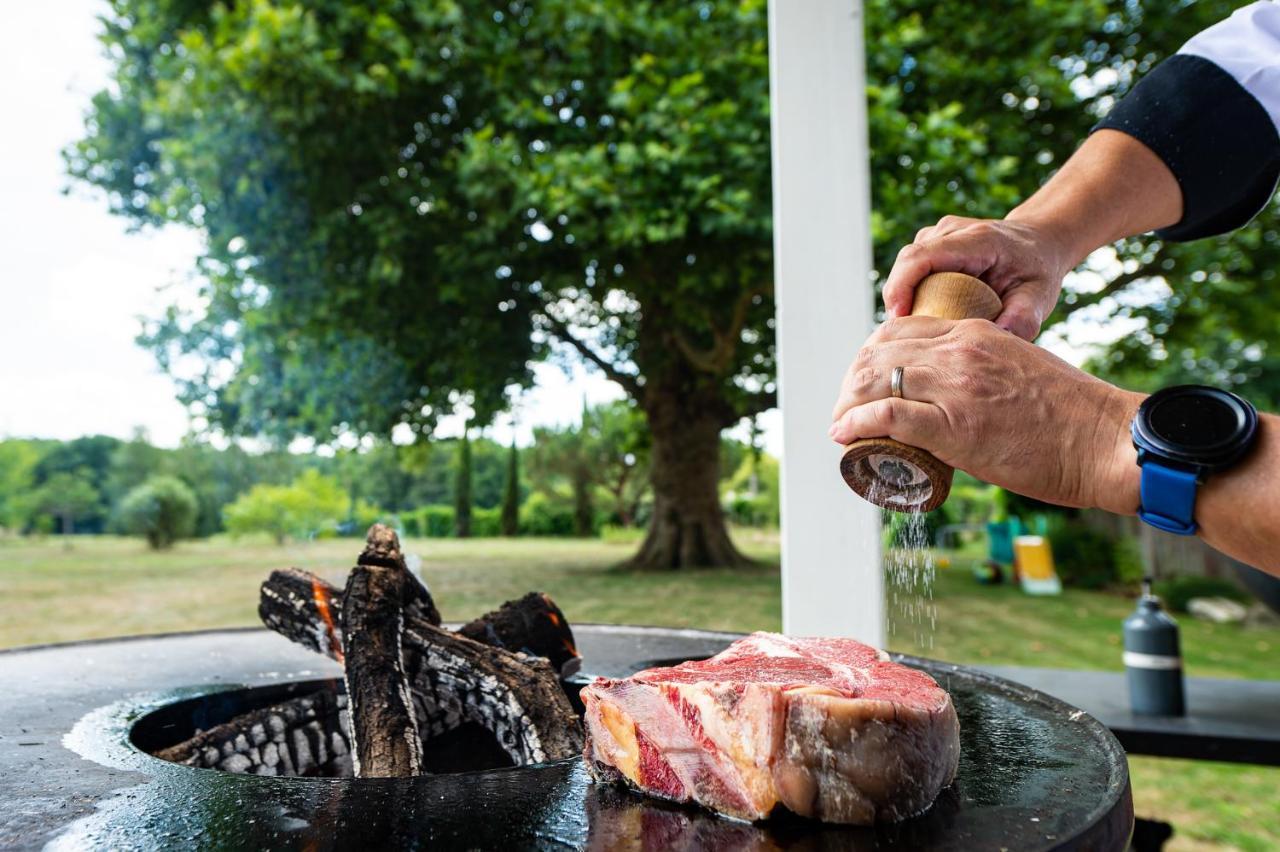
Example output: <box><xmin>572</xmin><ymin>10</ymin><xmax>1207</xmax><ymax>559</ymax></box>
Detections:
<box><xmin>1131</xmin><ymin>385</ymin><xmax>1259</xmax><ymax>535</ymax></box>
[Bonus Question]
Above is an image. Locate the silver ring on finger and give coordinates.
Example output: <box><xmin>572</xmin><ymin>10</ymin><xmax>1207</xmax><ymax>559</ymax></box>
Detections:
<box><xmin>890</xmin><ymin>366</ymin><xmax>905</xmax><ymax>399</ymax></box>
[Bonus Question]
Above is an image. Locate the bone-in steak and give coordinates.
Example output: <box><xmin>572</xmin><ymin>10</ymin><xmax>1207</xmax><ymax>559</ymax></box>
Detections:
<box><xmin>582</xmin><ymin>632</ymin><xmax>960</xmax><ymax>824</ymax></box>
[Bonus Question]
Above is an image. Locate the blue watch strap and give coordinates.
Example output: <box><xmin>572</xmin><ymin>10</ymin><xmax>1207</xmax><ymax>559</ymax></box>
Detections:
<box><xmin>1138</xmin><ymin>462</ymin><xmax>1199</xmax><ymax>535</ymax></box>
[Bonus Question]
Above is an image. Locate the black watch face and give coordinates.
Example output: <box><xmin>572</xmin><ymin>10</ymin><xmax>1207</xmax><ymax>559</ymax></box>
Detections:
<box><xmin>1147</xmin><ymin>393</ymin><xmax>1241</xmax><ymax>449</ymax></box>
<box><xmin>1135</xmin><ymin>385</ymin><xmax>1259</xmax><ymax>469</ymax></box>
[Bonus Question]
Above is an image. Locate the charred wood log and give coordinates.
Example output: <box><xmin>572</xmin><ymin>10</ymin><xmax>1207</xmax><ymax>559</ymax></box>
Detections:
<box><xmin>258</xmin><ymin>525</ymin><xmax>582</xmax><ymax>769</ymax></box>
<box><xmin>258</xmin><ymin>567</ymin><xmax>351</xmax><ymax>661</ymax></box>
<box><xmin>341</xmin><ymin>526</ymin><xmax>424</xmax><ymax>778</ymax></box>
<box><xmin>400</xmin><ymin>622</ymin><xmax>582</xmax><ymax>765</ymax></box>
<box><xmin>260</xmin><ymin>579</ymin><xmax>583</xmax><ymax>765</ymax></box>
<box><xmin>458</xmin><ymin>591</ymin><xmax>581</xmax><ymax>677</ymax></box>
<box><xmin>259</xmin><ymin>572</ymin><xmax>579</xmax><ymax>676</ymax></box>
<box><xmin>154</xmin><ymin>689</ymin><xmax>351</xmax><ymax>777</ymax></box>
<box><xmin>357</xmin><ymin>522</ymin><xmax>443</xmax><ymax>626</ymax></box>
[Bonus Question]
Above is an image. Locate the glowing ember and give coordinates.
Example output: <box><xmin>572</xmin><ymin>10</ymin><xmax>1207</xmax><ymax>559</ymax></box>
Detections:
<box><xmin>312</xmin><ymin>578</ymin><xmax>344</xmax><ymax>664</ymax></box>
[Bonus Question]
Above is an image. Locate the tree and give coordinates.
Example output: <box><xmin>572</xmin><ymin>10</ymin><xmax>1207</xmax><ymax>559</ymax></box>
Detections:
<box><xmin>31</xmin><ymin>436</ymin><xmax>119</xmax><ymax>533</ymax></box>
<box><xmin>501</xmin><ymin>440</ymin><xmax>520</xmax><ymax>537</ymax></box>
<box><xmin>70</xmin><ymin>0</ymin><xmax>1263</xmax><ymax>568</ymax></box>
<box><xmin>34</xmin><ymin>470</ymin><xmax>100</xmax><ymax>544</ymax></box>
<box><xmin>223</xmin><ymin>469</ymin><xmax>347</xmax><ymax>544</ymax></box>
<box><xmin>69</xmin><ymin>0</ymin><xmax>771</xmax><ymax>569</ymax></box>
<box><xmin>0</xmin><ymin>440</ymin><xmax>45</xmax><ymax>533</ymax></box>
<box><xmin>528</xmin><ymin>400</ymin><xmax>649</xmax><ymax>535</ymax></box>
<box><xmin>454</xmin><ymin>429</ymin><xmax>472</xmax><ymax>539</ymax></box>
<box><xmin>118</xmin><ymin>476</ymin><xmax>199</xmax><ymax>549</ymax></box>
<box><xmin>104</xmin><ymin>428</ymin><xmax>170</xmax><ymax>515</ymax></box>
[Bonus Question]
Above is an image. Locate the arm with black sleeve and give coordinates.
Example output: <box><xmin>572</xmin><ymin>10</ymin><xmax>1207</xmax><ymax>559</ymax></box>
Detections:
<box><xmin>1094</xmin><ymin>1</ymin><xmax>1280</xmax><ymax>240</ymax></box>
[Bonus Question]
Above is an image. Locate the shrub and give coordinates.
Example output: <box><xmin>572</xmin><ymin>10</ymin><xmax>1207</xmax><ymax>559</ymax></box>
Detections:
<box><xmin>223</xmin><ymin>470</ymin><xmax>347</xmax><ymax>544</ymax></box>
<box><xmin>726</xmin><ymin>494</ymin><xmax>778</xmax><ymax>528</ymax></box>
<box><xmin>118</xmin><ymin>476</ymin><xmax>198</xmax><ymax>549</ymax></box>
<box><xmin>520</xmin><ymin>492</ymin><xmax>578</xmax><ymax>537</ymax></box>
<box><xmin>601</xmin><ymin>524</ymin><xmax>645</xmax><ymax>544</ymax></box>
<box><xmin>410</xmin><ymin>504</ymin><xmax>455</xmax><ymax>538</ymax></box>
<box><xmin>1155</xmin><ymin>576</ymin><xmax>1251</xmax><ymax>613</ymax></box>
<box><xmin>1046</xmin><ymin>521</ymin><xmax>1116</xmax><ymax>589</ymax></box>
<box><xmin>1113</xmin><ymin>535</ymin><xmax>1145</xmax><ymax>586</ymax></box>
<box><xmin>472</xmin><ymin>506</ymin><xmax>503</xmax><ymax>537</ymax></box>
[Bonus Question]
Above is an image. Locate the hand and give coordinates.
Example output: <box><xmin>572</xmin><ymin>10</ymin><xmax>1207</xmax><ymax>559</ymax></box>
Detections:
<box><xmin>882</xmin><ymin>216</ymin><xmax>1075</xmax><ymax>342</ymax></box>
<box><xmin>828</xmin><ymin>317</ymin><xmax>1143</xmax><ymax>514</ymax></box>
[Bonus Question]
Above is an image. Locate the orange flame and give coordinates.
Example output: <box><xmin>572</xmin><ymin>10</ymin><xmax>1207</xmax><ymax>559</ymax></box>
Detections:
<box><xmin>312</xmin><ymin>578</ymin><xmax>344</xmax><ymax>664</ymax></box>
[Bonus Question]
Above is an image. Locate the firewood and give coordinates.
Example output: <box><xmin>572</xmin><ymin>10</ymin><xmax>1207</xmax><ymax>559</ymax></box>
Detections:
<box><xmin>341</xmin><ymin>562</ymin><xmax>423</xmax><ymax>777</ymax></box>
<box><xmin>457</xmin><ymin>591</ymin><xmax>581</xmax><ymax>677</ymax></box>
<box><xmin>400</xmin><ymin>621</ymin><xmax>582</xmax><ymax>765</ymax></box>
<box><xmin>154</xmin><ymin>689</ymin><xmax>351</xmax><ymax>777</ymax></box>
<box><xmin>257</xmin><ymin>525</ymin><xmax>583</xmax><ymax>770</ymax></box>
<box><xmin>340</xmin><ymin>524</ymin><xmax>425</xmax><ymax>777</ymax></box>
<box><xmin>259</xmin><ymin>571</ymin><xmax>579</xmax><ymax>675</ymax></box>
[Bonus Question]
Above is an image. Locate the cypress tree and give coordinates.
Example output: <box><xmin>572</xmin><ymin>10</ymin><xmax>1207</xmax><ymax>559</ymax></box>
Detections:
<box><xmin>454</xmin><ymin>428</ymin><xmax>472</xmax><ymax>538</ymax></box>
<box><xmin>501</xmin><ymin>440</ymin><xmax>520</xmax><ymax>536</ymax></box>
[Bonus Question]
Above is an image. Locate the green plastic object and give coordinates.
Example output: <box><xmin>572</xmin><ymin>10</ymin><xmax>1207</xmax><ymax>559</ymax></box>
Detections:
<box><xmin>986</xmin><ymin>517</ymin><xmax>1026</xmax><ymax>566</ymax></box>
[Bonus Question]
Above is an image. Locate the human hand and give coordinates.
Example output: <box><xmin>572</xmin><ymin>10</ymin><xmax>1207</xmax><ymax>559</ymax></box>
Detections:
<box><xmin>882</xmin><ymin>216</ymin><xmax>1076</xmax><ymax>342</ymax></box>
<box><xmin>828</xmin><ymin>317</ymin><xmax>1143</xmax><ymax>514</ymax></box>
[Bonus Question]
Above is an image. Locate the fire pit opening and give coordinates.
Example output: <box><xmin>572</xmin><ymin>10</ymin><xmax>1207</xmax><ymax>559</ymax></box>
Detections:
<box><xmin>132</xmin><ymin>676</ymin><xmax>591</xmax><ymax>778</ymax></box>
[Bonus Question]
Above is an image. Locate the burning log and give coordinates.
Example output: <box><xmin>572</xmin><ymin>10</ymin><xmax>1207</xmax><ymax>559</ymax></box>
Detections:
<box><xmin>341</xmin><ymin>533</ymin><xmax>425</xmax><ymax>777</ymax></box>
<box><xmin>154</xmin><ymin>689</ymin><xmax>351</xmax><ymax>777</ymax></box>
<box><xmin>458</xmin><ymin>592</ymin><xmax>581</xmax><ymax>677</ymax></box>
<box><xmin>256</xmin><ymin>525</ymin><xmax>583</xmax><ymax>774</ymax></box>
<box><xmin>259</xmin><ymin>572</ymin><xmax>580</xmax><ymax>676</ymax></box>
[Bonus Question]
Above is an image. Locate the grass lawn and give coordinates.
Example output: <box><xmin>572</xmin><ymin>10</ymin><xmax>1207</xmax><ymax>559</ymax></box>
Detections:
<box><xmin>1</xmin><ymin>533</ymin><xmax>1276</xmax><ymax>850</ymax></box>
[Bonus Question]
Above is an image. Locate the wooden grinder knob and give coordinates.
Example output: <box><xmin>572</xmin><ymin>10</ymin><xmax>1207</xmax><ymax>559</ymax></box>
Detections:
<box><xmin>840</xmin><ymin>272</ymin><xmax>1002</xmax><ymax>513</ymax></box>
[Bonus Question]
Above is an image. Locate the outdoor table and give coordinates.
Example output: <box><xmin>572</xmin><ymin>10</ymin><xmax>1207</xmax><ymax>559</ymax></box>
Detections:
<box><xmin>980</xmin><ymin>666</ymin><xmax>1280</xmax><ymax>766</ymax></box>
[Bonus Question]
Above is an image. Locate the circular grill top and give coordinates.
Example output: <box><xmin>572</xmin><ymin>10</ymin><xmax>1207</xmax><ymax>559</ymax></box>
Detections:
<box><xmin>1</xmin><ymin>626</ymin><xmax>1131</xmax><ymax>851</ymax></box>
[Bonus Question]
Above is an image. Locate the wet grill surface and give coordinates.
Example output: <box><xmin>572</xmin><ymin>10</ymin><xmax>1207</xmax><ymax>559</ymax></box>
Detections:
<box><xmin>0</xmin><ymin>626</ymin><xmax>1131</xmax><ymax>850</ymax></box>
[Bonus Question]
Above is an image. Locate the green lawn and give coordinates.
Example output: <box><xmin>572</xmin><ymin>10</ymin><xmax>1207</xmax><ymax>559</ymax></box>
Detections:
<box><xmin>1</xmin><ymin>533</ymin><xmax>1276</xmax><ymax>850</ymax></box>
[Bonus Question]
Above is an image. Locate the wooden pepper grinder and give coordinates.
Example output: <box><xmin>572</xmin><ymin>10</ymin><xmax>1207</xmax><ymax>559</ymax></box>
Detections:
<box><xmin>840</xmin><ymin>271</ymin><xmax>1002</xmax><ymax>513</ymax></box>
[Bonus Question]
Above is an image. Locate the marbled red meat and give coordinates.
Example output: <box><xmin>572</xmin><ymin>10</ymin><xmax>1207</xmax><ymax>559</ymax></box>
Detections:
<box><xmin>582</xmin><ymin>632</ymin><xmax>960</xmax><ymax>824</ymax></box>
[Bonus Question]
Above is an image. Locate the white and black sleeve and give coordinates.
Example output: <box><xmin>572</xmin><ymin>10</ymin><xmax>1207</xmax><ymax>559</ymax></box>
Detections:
<box><xmin>1094</xmin><ymin>1</ymin><xmax>1280</xmax><ymax>241</ymax></box>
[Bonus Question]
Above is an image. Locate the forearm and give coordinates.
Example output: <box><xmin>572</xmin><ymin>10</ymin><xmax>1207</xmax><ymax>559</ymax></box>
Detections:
<box><xmin>1006</xmin><ymin>130</ymin><xmax>1182</xmax><ymax>269</ymax></box>
<box><xmin>1101</xmin><ymin>400</ymin><xmax>1280</xmax><ymax>575</ymax></box>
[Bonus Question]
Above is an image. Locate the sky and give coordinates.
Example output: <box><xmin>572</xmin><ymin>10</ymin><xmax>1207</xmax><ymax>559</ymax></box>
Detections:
<box><xmin>1</xmin><ymin>2</ymin><xmax>1129</xmax><ymax>459</ymax></box>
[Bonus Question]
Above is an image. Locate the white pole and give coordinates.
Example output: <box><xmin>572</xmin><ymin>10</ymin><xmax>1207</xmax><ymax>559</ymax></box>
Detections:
<box><xmin>768</xmin><ymin>0</ymin><xmax>883</xmax><ymax>643</ymax></box>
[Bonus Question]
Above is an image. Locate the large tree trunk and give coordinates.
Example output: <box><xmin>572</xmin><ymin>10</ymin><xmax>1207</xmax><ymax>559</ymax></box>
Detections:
<box><xmin>623</xmin><ymin>405</ymin><xmax>751</xmax><ymax>570</ymax></box>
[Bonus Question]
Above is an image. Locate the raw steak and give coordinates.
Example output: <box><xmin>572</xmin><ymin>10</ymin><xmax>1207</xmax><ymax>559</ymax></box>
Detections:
<box><xmin>582</xmin><ymin>632</ymin><xmax>959</xmax><ymax>824</ymax></box>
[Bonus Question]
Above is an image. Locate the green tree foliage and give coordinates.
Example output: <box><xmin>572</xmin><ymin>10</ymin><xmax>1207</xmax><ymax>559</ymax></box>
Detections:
<box><xmin>0</xmin><ymin>440</ymin><xmax>45</xmax><ymax>532</ymax></box>
<box><xmin>117</xmin><ymin>475</ymin><xmax>199</xmax><ymax>549</ymax></box>
<box><xmin>861</xmin><ymin>1</ymin><xmax>1274</xmax><ymax>405</ymax></box>
<box><xmin>529</xmin><ymin>400</ymin><xmax>649</xmax><ymax>536</ymax></box>
<box><xmin>501</xmin><ymin>441</ymin><xmax>520</xmax><ymax>537</ymax></box>
<box><xmin>31</xmin><ymin>436</ymin><xmax>120</xmax><ymax>533</ymax></box>
<box><xmin>454</xmin><ymin>429</ymin><xmax>473</xmax><ymax>538</ymax></box>
<box><xmin>223</xmin><ymin>469</ymin><xmax>348</xmax><ymax>544</ymax></box>
<box><xmin>67</xmin><ymin>0</ymin><xmax>773</xmax><ymax>569</ymax></box>
<box><xmin>33</xmin><ymin>469</ymin><xmax>101</xmax><ymax>540</ymax></box>
<box><xmin>104</xmin><ymin>428</ymin><xmax>170</xmax><ymax>513</ymax></box>
<box><xmin>69</xmin><ymin>0</ymin><xmax>1271</xmax><ymax>567</ymax></box>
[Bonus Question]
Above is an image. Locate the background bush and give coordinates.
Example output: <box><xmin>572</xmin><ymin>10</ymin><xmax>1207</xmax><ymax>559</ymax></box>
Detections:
<box><xmin>1155</xmin><ymin>576</ymin><xmax>1251</xmax><ymax>613</ymax></box>
<box><xmin>1047</xmin><ymin>520</ymin><xmax>1117</xmax><ymax>590</ymax></box>
<box><xmin>117</xmin><ymin>476</ymin><xmax>198</xmax><ymax>550</ymax></box>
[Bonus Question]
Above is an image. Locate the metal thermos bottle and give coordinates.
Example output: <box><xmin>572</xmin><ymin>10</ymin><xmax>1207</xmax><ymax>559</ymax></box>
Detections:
<box><xmin>1123</xmin><ymin>583</ymin><xmax>1186</xmax><ymax>716</ymax></box>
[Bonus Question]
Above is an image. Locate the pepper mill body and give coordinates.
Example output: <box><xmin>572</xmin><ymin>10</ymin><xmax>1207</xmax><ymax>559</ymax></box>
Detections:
<box><xmin>840</xmin><ymin>272</ymin><xmax>1002</xmax><ymax>512</ymax></box>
